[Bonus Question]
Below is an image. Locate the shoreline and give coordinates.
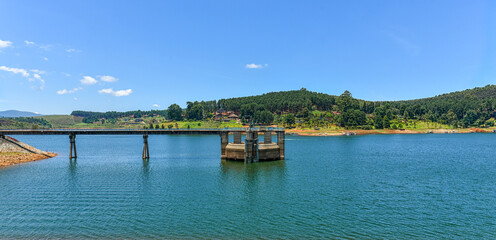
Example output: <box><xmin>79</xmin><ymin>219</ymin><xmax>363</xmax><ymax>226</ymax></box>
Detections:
<box><xmin>0</xmin><ymin>136</ymin><xmax>58</xmax><ymax>168</ymax></box>
<box><xmin>0</xmin><ymin>152</ymin><xmax>57</xmax><ymax>168</ymax></box>
<box><xmin>285</xmin><ymin>128</ymin><xmax>495</xmax><ymax>136</ymax></box>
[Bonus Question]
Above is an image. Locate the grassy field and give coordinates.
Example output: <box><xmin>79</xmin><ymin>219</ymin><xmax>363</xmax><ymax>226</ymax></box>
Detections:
<box><xmin>29</xmin><ymin>115</ymin><xmax>243</xmax><ymax>129</ymax></box>
<box><xmin>36</xmin><ymin>115</ymin><xmax>83</xmax><ymax>128</ymax></box>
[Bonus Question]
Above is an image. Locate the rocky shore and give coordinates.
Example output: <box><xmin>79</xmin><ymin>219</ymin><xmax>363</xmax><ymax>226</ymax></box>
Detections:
<box><xmin>0</xmin><ymin>136</ymin><xmax>57</xmax><ymax>168</ymax></box>
<box><xmin>285</xmin><ymin>127</ymin><xmax>496</xmax><ymax>136</ymax></box>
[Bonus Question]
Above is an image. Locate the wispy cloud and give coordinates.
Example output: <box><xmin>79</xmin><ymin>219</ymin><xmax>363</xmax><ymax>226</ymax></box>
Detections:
<box><xmin>57</xmin><ymin>87</ymin><xmax>82</xmax><ymax>95</ymax></box>
<box><xmin>24</xmin><ymin>40</ymin><xmax>35</xmax><ymax>46</ymax></box>
<box><xmin>80</xmin><ymin>76</ymin><xmax>97</xmax><ymax>85</ymax></box>
<box><xmin>0</xmin><ymin>66</ymin><xmax>29</xmax><ymax>77</ymax></box>
<box><xmin>246</xmin><ymin>63</ymin><xmax>268</xmax><ymax>69</ymax></box>
<box><xmin>24</xmin><ymin>40</ymin><xmax>52</xmax><ymax>50</ymax></box>
<box><xmin>388</xmin><ymin>33</ymin><xmax>420</xmax><ymax>55</ymax></box>
<box><xmin>66</xmin><ymin>48</ymin><xmax>81</xmax><ymax>53</ymax></box>
<box><xmin>98</xmin><ymin>88</ymin><xmax>133</xmax><ymax>97</ymax></box>
<box><xmin>98</xmin><ymin>75</ymin><xmax>118</xmax><ymax>82</ymax></box>
<box><xmin>0</xmin><ymin>40</ymin><xmax>13</xmax><ymax>48</ymax></box>
<box><xmin>43</xmin><ymin>57</ymin><xmax>48</xmax><ymax>61</ymax></box>
<box><xmin>0</xmin><ymin>66</ymin><xmax>46</xmax><ymax>89</ymax></box>
<box><xmin>153</xmin><ymin>104</ymin><xmax>160</xmax><ymax>108</ymax></box>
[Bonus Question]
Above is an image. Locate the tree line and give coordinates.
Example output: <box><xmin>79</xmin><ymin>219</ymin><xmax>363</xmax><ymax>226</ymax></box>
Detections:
<box><xmin>72</xmin><ymin>85</ymin><xmax>496</xmax><ymax>129</ymax></box>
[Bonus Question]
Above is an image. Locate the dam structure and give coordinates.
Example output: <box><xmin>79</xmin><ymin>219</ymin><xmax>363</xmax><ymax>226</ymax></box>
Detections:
<box><xmin>0</xmin><ymin>128</ymin><xmax>285</xmax><ymax>164</ymax></box>
<box><xmin>221</xmin><ymin>126</ymin><xmax>285</xmax><ymax>163</ymax></box>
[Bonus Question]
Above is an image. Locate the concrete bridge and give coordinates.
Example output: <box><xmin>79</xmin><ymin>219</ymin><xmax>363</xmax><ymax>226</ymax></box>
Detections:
<box><xmin>0</xmin><ymin>128</ymin><xmax>285</xmax><ymax>163</ymax></box>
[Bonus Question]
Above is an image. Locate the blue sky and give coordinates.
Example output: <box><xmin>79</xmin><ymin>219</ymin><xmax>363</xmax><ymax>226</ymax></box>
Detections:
<box><xmin>0</xmin><ymin>0</ymin><xmax>495</xmax><ymax>114</ymax></box>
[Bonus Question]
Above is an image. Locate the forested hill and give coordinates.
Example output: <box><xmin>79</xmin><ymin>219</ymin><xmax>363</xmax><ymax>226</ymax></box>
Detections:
<box><xmin>215</xmin><ymin>85</ymin><xmax>496</xmax><ymax>128</ymax></box>
<box><xmin>382</xmin><ymin>85</ymin><xmax>496</xmax><ymax>123</ymax></box>
<box><xmin>218</xmin><ymin>85</ymin><xmax>496</xmax><ymax>115</ymax></box>
<box><xmin>217</xmin><ymin>88</ymin><xmax>340</xmax><ymax>114</ymax></box>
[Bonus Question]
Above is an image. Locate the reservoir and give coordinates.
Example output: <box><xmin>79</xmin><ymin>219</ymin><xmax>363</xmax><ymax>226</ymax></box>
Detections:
<box><xmin>1</xmin><ymin>134</ymin><xmax>495</xmax><ymax>238</ymax></box>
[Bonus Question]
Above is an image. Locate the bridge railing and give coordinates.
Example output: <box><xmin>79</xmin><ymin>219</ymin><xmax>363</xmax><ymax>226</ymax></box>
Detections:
<box><xmin>0</xmin><ymin>127</ymin><xmax>285</xmax><ymax>132</ymax></box>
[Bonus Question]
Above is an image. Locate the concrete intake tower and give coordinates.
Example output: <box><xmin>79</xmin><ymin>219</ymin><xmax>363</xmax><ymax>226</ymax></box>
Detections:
<box><xmin>220</xmin><ymin>127</ymin><xmax>285</xmax><ymax>164</ymax></box>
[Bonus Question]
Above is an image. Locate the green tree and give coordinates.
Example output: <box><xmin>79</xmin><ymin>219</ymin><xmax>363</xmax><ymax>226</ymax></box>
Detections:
<box><xmin>383</xmin><ymin>115</ymin><xmax>391</xmax><ymax>129</ymax></box>
<box><xmin>241</xmin><ymin>103</ymin><xmax>264</xmax><ymax>120</ymax></box>
<box><xmin>284</xmin><ymin>113</ymin><xmax>296</xmax><ymax>127</ymax></box>
<box><xmin>340</xmin><ymin>109</ymin><xmax>366</xmax><ymax>127</ymax></box>
<box><xmin>186</xmin><ymin>103</ymin><xmax>204</xmax><ymax>120</ymax></box>
<box><xmin>337</xmin><ymin>90</ymin><xmax>359</xmax><ymax>113</ymax></box>
<box><xmin>167</xmin><ymin>104</ymin><xmax>183</xmax><ymax>121</ymax></box>
<box><xmin>462</xmin><ymin>110</ymin><xmax>478</xmax><ymax>127</ymax></box>
<box><xmin>254</xmin><ymin>110</ymin><xmax>274</xmax><ymax>125</ymax></box>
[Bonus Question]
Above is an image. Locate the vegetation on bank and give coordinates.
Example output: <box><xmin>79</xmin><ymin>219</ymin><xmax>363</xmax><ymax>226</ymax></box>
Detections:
<box><xmin>2</xmin><ymin>85</ymin><xmax>496</xmax><ymax>131</ymax></box>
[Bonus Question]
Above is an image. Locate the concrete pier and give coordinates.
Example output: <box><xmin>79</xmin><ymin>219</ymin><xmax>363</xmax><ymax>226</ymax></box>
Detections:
<box><xmin>244</xmin><ymin>127</ymin><xmax>259</xmax><ymax>163</ymax></box>
<box><xmin>69</xmin><ymin>133</ymin><xmax>77</xmax><ymax>159</ymax></box>
<box><xmin>233</xmin><ymin>132</ymin><xmax>242</xmax><ymax>144</ymax></box>
<box><xmin>220</xmin><ymin>131</ymin><xmax>229</xmax><ymax>159</ymax></box>
<box><xmin>264</xmin><ymin>132</ymin><xmax>272</xmax><ymax>144</ymax></box>
<box><xmin>277</xmin><ymin>131</ymin><xmax>285</xmax><ymax>160</ymax></box>
<box><xmin>142</xmin><ymin>134</ymin><xmax>150</xmax><ymax>160</ymax></box>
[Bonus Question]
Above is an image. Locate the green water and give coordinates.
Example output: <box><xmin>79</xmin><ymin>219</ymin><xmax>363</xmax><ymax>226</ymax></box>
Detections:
<box><xmin>1</xmin><ymin>134</ymin><xmax>495</xmax><ymax>239</ymax></box>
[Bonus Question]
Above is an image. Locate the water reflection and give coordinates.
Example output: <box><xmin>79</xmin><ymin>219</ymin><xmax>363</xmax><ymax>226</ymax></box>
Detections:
<box><xmin>220</xmin><ymin>160</ymin><xmax>287</xmax><ymax>200</ymax></box>
<box><xmin>68</xmin><ymin>158</ymin><xmax>77</xmax><ymax>178</ymax></box>
<box><xmin>142</xmin><ymin>159</ymin><xmax>150</xmax><ymax>177</ymax></box>
<box><xmin>220</xmin><ymin>159</ymin><xmax>286</xmax><ymax>175</ymax></box>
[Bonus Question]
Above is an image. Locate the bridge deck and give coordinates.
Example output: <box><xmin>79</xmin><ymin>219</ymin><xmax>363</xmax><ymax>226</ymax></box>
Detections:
<box><xmin>0</xmin><ymin>128</ymin><xmax>285</xmax><ymax>135</ymax></box>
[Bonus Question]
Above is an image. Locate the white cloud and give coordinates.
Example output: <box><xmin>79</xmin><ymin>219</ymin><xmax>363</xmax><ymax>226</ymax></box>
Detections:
<box><xmin>24</xmin><ymin>40</ymin><xmax>35</xmax><ymax>46</ymax></box>
<box><xmin>0</xmin><ymin>65</ymin><xmax>46</xmax><ymax>89</ymax></box>
<box><xmin>98</xmin><ymin>88</ymin><xmax>133</xmax><ymax>97</ymax></box>
<box><xmin>246</xmin><ymin>63</ymin><xmax>268</xmax><ymax>69</ymax></box>
<box><xmin>33</xmin><ymin>73</ymin><xmax>42</xmax><ymax>81</ymax></box>
<box><xmin>43</xmin><ymin>57</ymin><xmax>48</xmax><ymax>61</ymax></box>
<box><xmin>0</xmin><ymin>40</ymin><xmax>13</xmax><ymax>48</ymax></box>
<box><xmin>66</xmin><ymin>48</ymin><xmax>81</xmax><ymax>53</ymax></box>
<box><xmin>30</xmin><ymin>69</ymin><xmax>46</xmax><ymax>74</ymax></box>
<box><xmin>153</xmin><ymin>104</ymin><xmax>160</xmax><ymax>108</ymax></box>
<box><xmin>99</xmin><ymin>75</ymin><xmax>118</xmax><ymax>82</ymax></box>
<box><xmin>57</xmin><ymin>87</ymin><xmax>82</xmax><ymax>95</ymax></box>
<box><xmin>80</xmin><ymin>76</ymin><xmax>97</xmax><ymax>85</ymax></box>
<box><xmin>0</xmin><ymin>66</ymin><xmax>30</xmax><ymax>77</ymax></box>
<box><xmin>24</xmin><ymin>40</ymin><xmax>51</xmax><ymax>50</ymax></box>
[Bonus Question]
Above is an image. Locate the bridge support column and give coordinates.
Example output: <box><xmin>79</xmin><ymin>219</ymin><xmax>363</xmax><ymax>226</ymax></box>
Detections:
<box><xmin>264</xmin><ymin>132</ymin><xmax>272</xmax><ymax>144</ymax></box>
<box><xmin>220</xmin><ymin>131</ymin><xmax>229</xmax><ymax>159</ymax></box>
<box><xmin>233</xmin><ymin>132</ymin><xmax>242</xmax><ymax>144</ymax></box>
<box><xmin>69</xmin><ymin>133</ymin><xmax>77</xmax><ymax>159</ymax></box>
<box><xmin>142</xmin><ymin>134</ymin><xmax>150</xmax><ymax>160</ymax></box>
<box><xmin>277</xmin><ymin>131</ymin><xmax>285</xmax><ymax>160</ymax></box>
<box><xmin>244</xmin><ymin>128</ymin><xmax>258</xmax><ymax>163</ymax></box>
<box><xmin>0</xmin><ymin>134</ymin><xmax>5</xmax><ymax>139</ymax></box>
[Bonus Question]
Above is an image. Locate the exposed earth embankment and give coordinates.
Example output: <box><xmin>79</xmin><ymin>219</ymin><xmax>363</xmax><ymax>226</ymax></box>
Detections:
<box><xmin>0</xmin><ymin>136</ymin><xmax>57</xmax><ymax>168</ymax></box>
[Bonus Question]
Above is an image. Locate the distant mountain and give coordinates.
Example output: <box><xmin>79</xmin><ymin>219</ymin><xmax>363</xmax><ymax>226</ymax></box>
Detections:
<box><xmin>0</xmin><ymin>110</ymin><xmax>42</xmax><ymax>118</ymax></box>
